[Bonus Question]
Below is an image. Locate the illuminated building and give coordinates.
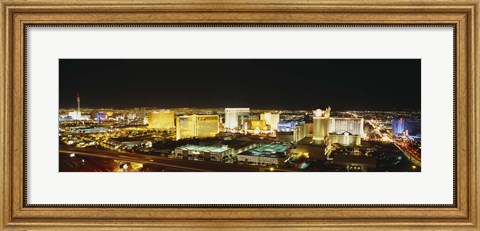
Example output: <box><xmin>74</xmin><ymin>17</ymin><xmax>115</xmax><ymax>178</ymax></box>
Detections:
<box><xmin>392</xmin><ymin>118</ymin><xmax>421</xmax><ymax>137</ymax></box>
<box><xmin>276</xmin><ymin>120</ymin><xmax>307</xmax><ymax>143</ymax></box>
<box><xmin>176</xmin><ymin>115</ymin><xmax>220</xmax><ymax>140</ymax></box>
<box><xmin>276</xmin><ymin>131</ymin><xmax>294</xmax><ymax>143</ymax></box>
<box><xmin>126</xmin><ymin>113</ymin><xmax>136</xmax><ymax>120</ymax></box>
<box><xmin>249</xmin><ymin>119</ymin><xmax>268</xmax><ymax>131</ymax></box>
<box><xmin>96</xmin><ymin>112</ymin><xmax>107</xmax><ymax>123</ymax></box>
<box><xmin>196</xmin><ymin>115</ymin><xmax>220</xmax><ymax>138</ymax></box>
<box><xmin>260</xmin><ymin>112</ymin><xmax>280</xmax><ymax>131</ymax></box>
<box><xmin>312</xmin><ymin>107</ymin><xmax>331</xmax><ymax>145</ymax></box>
<box><xmin>176</xmin><ymin>115</ymin><xmax>195</xmax><ymax>139</ymax></box>
<box><xmin>148</xmin><ymin>110</ymin><xmax>175</xmax><ymax>129</ymax></box>
<box><xmin>294</xmin><ymin>123</ymin><xmax>309</xmax><ymax>143</ymax></box>
<box><xmin>236</xmin><ymin>143</ymin><xmax>289</xmax><ymax>166</ymax></box>
<box><xmin>68</xmin><ymin>111</ymin><xmax>88</xmax><ymax>120</ymax></box>
<box><xmin>305</xmin><ymin>123</ymin><xmax>313</xmax><ymax>137</ymax></box>
<box><xmin>292</xmin><ymin>137</ymin><xmax>332</xmax><ymax>160</ymax></box>
<box><xmin>329</xmin><ymin>132</ymin><xmax>361</xmax><ymax>146</ymax></box>
<box><xmin>59</xmin><ymin>115</ymin><xmax>73</xmax><ymax>121</ymax></box>
<box><xmin>277</xmin><ymin>120</ymin><xmax>304</xmax><ymax>132</ymax></box>
<box><xmin>69</xmin><ymin>126</ymin><xmax>108</xmax><ymax>133</ymax></box>
<box><xmin>66</xmin><ymin>93</ymin><xmax>88</xmax><ymax>120</ymax></box>
<box><xmin>105</xmin><ymin>137</ymin><xmax>143</xmax><ymax>149</ymax></box>
<box><xmin>329</xmin><ymin>118</ymin><xmax>364</xmax><ymax>136</ymax></box>
<box><xmin>224</xmin><ymin>108</ymin><xmax>250</xmax><ymax>129</ymax></box>
<box><xmin>174</xmin><ymin>145</ymin><xmax>233</xmax><ymax>161</ymax></box>
<box><xmin>67</xmin><ymin>93</ymin><xmax>83</xmax><ymax>120</ymax></box>
<box><xmin>68</xmin><ymin>111</ymin><xmax>79</xmax><ymax>119</ymax></box>
<box><xmin>221</xmin><ymin>139</ymin><xmax>259</xmax><ymax>155</ymax></box>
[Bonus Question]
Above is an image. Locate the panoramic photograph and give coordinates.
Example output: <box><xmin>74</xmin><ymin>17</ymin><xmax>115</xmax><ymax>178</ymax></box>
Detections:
<box><xmin>59</xmin><ymin>59</ymin><xmax>421</xmax><ymax>172</ymax></box>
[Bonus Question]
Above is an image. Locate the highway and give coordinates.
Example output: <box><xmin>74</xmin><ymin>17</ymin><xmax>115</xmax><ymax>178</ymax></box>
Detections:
<box><xmin>394</xmin><ymin>143</ymin><xmax>421</xmax><ymax>167</ymax></box>
<box><xmin>60</xmin><ymin>146</ymin><xmax>271</xmax><ymax>172</ymax></box>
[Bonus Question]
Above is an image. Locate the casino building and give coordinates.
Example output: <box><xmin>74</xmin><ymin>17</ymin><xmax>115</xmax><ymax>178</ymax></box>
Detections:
<box><xmin>176</xmin><ymin>115</ymin><xmax>220</xmax><ymax>140</ymax></box>
<box><xmin>224</xmin><ymin>108</ymin><xmax>250</xmax><ymax>130</ymax></box>
<box><xmin>236</xmin><ymin>143</ymin><xmax>289</xmax><ymax>166</ymax></box>
<box><xmin>260</xmin><ymin>112</ymin><xmax>280</xmax><ymax>131</ymax></box>
<box><xmin>329</xmin><ymin>117</ymin><xmax>364</xmax><ymax>136</ymax></box>
<box><xmin>312</xmin><ymin>107</ymin><xmax>331</xmax><ymax>145</ymax></box>
<box><xmin>329</xmin><ymin>132</ymin><xmax>361</xmax><ymax>146</ymax></box>
<box><xmin>148</xmin><ymin>110</ymin><xmax>175</xmax><ymax>130</ymax></box>
<box><xmin>174</xmin><ymin>145</ymin><xmax>233</xmax><ymax>161</ymax></box>
<box><xmin>96</xmin><ymin>111</ymin><xmax>107</xmax><ymax>123</ymax></box>
<box><xmin>392</xmin><ymin>117</ymin><xmax>421</xmax><ymax>137</ymax></box>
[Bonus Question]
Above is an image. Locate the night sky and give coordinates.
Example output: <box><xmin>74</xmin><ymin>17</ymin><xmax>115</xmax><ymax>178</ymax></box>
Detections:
<box><xmin>59</xmin><ymin>59</ymin><xmax>420</xmax><ymax>110</ymax></box>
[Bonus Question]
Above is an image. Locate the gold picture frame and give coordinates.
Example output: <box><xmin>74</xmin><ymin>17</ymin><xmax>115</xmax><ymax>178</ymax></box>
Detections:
<box><xmin>1</xmin><ymin>0</ymin><xmax>479</xmax><ymax>230</ymax></box>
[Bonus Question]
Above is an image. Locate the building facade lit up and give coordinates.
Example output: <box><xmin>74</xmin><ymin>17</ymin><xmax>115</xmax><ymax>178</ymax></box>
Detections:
<box><xmin>278</xmin><ymin>120</ymin><xmax>305</xmax><ymax>132</ymax></box>
<box><xmin>148</xmin><ymin>110</ymin><xmax>175</xmax><ymax>130</ymax></box>
<box><xmin>174</xmin><ymin>145</ymin><xmax>233</xmax><ymax>161</ymax></box>
<box><xmin>176</xmin><ymin>115</ymin><xmax>220</xmax><ymax>140</ymax></box>
<box><xmin>392</xmin><ymin>117</ymin><xmax>421</xmax><ymax>137</ymax></box>
<box><xmin>329</xmin><ymin>118</ymin><xmax>364</xmax><ymax>136</ymax></box>
<box><xmin>293</xmin><ymin>123</ymin><xmax>312</xmax><ymax>143</ymax></box>
<box><xmin>260</xmin><ymin>112</ymin><xmax>280</xmax><ymax>131</ymax></box>
<box><xmin>224</xmin><ymin>108</ymin><xmax>250</xmax><ymax>129</ymax></box>
<box><xmin>312</xmin><ymin>107</ymin><xmax>331</xmax><ymax>145</ymax></box>
<box><xmin>96</xmin><ymin>112</ymin><xmax>107</xmax><ymax>123</ymax></box>
<box><xmin>236</xmin><ymin>143</ymin><xmax>289</xmax><ymax>166</ymax></box>
<box><xmin>329</xmin><ymin>132</ymin><xmax>361</xmax><ymax>146</ymax></box>
<box><xmin>249</xmin><ymin>119</ymin><xmax>268</xmax><ymax>131</ymax></box>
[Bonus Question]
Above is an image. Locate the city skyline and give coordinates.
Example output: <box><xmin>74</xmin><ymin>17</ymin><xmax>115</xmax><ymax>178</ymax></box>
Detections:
<box><xmin>59</xmin><ymin>59</ymin><xmax>421</xmax><ymax>173</ymax></box>
<box><xmin>59</xmin><ymin>59</ymin><xmax>421</xmax><ymax>110</ymax></box>
<box><xmin>59</xmin><ymin>105</ymin><xmax>421</xmax><ymax>172</ymax></box>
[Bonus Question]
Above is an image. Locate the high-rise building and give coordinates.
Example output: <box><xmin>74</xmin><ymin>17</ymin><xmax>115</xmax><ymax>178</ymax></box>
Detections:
<box><xmin>329</xmin><ymin>118</ymin><xmax>364</xmax><ymax>136</ymax></box>
<box><xmin>278</xmin><ymin>120</ymin><xmax>304</xmax><ymax>132</ymax></box>
<box><xmin>196</xmin><ymin>115</ymin><xmax>220</xmax><ymax>138</ymax></box>
<box><xmin>260</xmin><ymin>112</ymin><xmax>280</xmax><ymax>131</ymax></box>
<box><xmin>176</xmin><ymin>116</ymin><xmax>195</xmax><ymax>140</ymax></box>
<box><xmin>329</xmin><ymin>132</ymin><xmax>361</xmax><ymax>146</ymax></box>
<box><xmin>96</xmin><ymin>112</ymin><xmax>107</xmax><ymax>123</ymax></box>
<box><xmin>392</xmin><ymin>118</ymin><xmax>421</xmax><ymax>137</ymax></box>
<box><xmin>249</xmin><ymin>119</ymin><xmax>268</xmax><ymax>131</ymax></box>
<box><xmin>224</xmin><ymin>108</ymin><xmax>250</xmax><ymax>129</ymax></box>
<box><xmin>176</xmin><ymin>115</ymin><xmax>219</xmax><ymax>140</ymax></box>
<box><xmin>148</xmin><ymin>110</ymin><xmax>175</xmax><ymax>129</ymax></box>
<box><xmin>312</xmin><ymin>107</ymin><xmax>331</xmax><ymax>145</ymax></box>
<box><xmin>294</xmin><ymin>123</ymin><xmax>309</xmax><ymax>143</ymax></box>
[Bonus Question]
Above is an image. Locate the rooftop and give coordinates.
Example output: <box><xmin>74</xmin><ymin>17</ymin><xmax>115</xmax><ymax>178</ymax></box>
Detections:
<box><xmin>238</xmin><ymin>143</ymin><xmax>289</xmax><ymax>158</ymax></box>
<box><xmin>176</xmin><ymin>144</ymin><xmax>231</xmax><ymax>153</ymax></box>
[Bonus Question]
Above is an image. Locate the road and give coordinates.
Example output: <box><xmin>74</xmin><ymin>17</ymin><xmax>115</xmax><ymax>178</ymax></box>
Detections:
<box><xmin>394</xmin><ymin>143</ymin><xmax>421</xmax><ymax>167</ymax></box>
<box><xmin>59</xmin><ymin>146</ymin><xmax>279</xmax><ymax>172</ymax></box>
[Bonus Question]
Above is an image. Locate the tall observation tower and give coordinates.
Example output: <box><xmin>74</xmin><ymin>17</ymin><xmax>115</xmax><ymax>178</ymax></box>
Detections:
<box><xmin>76</xmin><ymin>92</ymin><xmax>81</xmax><ymax>119</ymax></box>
